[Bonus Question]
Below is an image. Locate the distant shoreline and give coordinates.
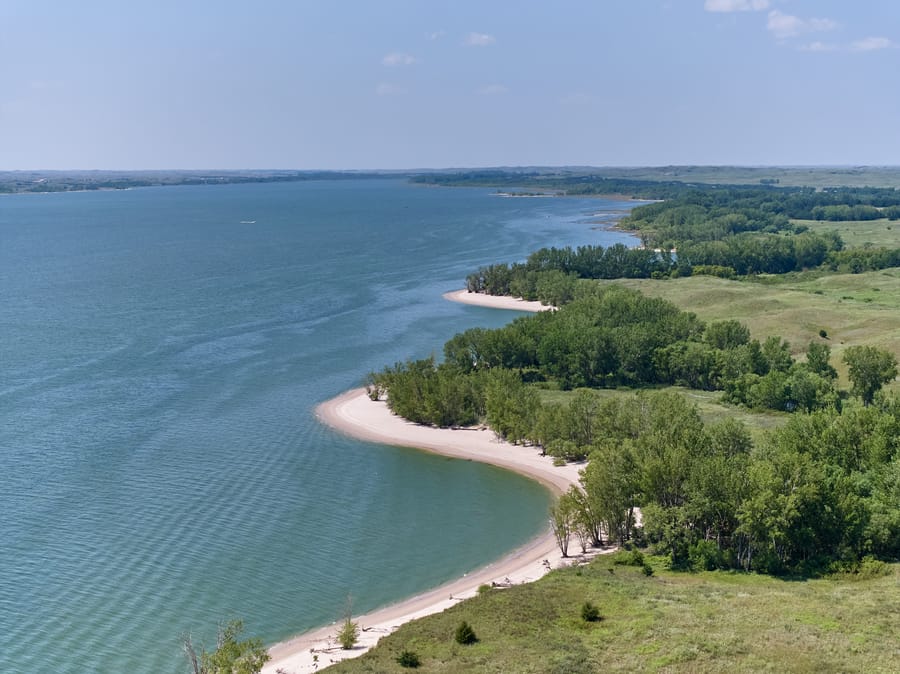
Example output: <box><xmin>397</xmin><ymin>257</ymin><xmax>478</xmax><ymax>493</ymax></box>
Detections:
<box><xmin>0</xmin><ymin>170</ymin><xmax>400</xmax><ymax>195</ymax></box>
<box><xmin>261</xmin><ymin>389</ymin><xmax>592</xmax><ymax>673</ymax></box>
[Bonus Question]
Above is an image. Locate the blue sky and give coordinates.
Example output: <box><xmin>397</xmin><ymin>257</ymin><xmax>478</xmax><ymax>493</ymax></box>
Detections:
<box><xmin>2</xmin><ymin>1</ymin><xmax>898</xmax><ymax>169</ymax></box>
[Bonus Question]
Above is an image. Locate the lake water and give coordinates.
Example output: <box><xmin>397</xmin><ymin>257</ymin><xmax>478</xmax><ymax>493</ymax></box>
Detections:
<box><xmin>0</xmin><ymin>179</ymin><xmax>638</xmax><ymax>672</ymax></box>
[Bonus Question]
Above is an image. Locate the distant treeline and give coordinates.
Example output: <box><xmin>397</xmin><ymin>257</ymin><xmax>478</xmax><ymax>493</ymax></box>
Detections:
<box><xmin>0</xmin><ymin>171</ymin><xmax>398</xmax><ymax>194</ymax></box>
<box><xmin>413</xmin><ymin>171</ymin><xmax>900</xmax><ymax>218</ymax></box>
<box><xmin>620</xmin><ymin>187</ymin><xmax>900</xmax><ymax>246</ymax></box>
<box><xmin>368</xmin><ymin>284</ymin><xmax>899</xmax><ymax>574</ymax></box>
<box><xmin>412</xmin><ymin>171</ymin><xmax>711</xmax><ymax>200</ymax></box>
<box><xmin>455</xmin><ymin>178</ymin><xmax>900</xmax><ymax>288</ymax></box>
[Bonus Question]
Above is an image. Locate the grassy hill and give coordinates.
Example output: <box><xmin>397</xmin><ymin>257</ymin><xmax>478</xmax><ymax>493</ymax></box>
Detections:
<box><xmin>329</xmin><ymin>553</ymin><xmax>899</xmax><ymax>673</ymax></box>
<box><xmin>605</xmin><ymin>270</ymin><xmax>900</xmax><ymax>392</ymax></box>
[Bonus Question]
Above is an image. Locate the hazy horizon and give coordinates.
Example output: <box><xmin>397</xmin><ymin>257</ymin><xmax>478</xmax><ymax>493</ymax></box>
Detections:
<box><xmin>6</xmin><ymin>163</ymin><xmax>900</xmax><ymax>173</ymax></box>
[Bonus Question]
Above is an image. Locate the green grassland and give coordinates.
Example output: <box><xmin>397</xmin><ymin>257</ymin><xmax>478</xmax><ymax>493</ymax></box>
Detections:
<box><xmin>605</xmin><ymin>271</ymin><xmax>900</xmax><ymax>387</ymax></box>
<box><xmin>330</xmin><ymin>555</ymin><xmax>899</xmax><ymax>674</ymax></box>
<box><xmin>795</xmin><ymin>218</ymin><xmax>899</xmax><ymax>248</ymax></box>
<box><xmin>563</xmin><ymin>166</ymin><xmax>900</xmax><ymax>189</ymax></box>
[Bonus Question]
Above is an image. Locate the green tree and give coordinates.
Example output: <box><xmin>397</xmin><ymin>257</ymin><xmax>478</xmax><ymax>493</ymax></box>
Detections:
<box><xmin>704</xmin><ymin>320</ymin><xmax>750</xmax><ymax>350</ymax></box>
<box><xmin>564</xmin><ymin>484</ymin><xmax>603</xmax><ymax>550</ymax></box>
<box><xmin>483</xmin><ymin>369</ymin><xmax>540</xmax><ymax>444</ymax></box>
<box><xmin>866</xmin><ymin>457</ymin><xmax>900</xmax><ymax>557</ymax></box>
<box><xmin>761</xmin><ymin>336</ymin><xmax>793</xmax><ymax>373</ymax></box>
<box><xmin>534</xmin><ymin>269</ymin><xmax>578</xmax><ymax>306</ymax></box>
<box><xmin>579</xmin><ymin>440</ymin><xmax>638</xmax><ymax>545</ymax></box>
<box><xmin>549</xmin><ymin>496</ymin><xmax>576</xmax><ymax>557</ymax></box>
<box><xmin>183</xmin><ymin>620</ymin><xmax>269</xmax><ymax>674</ymax></box>
<box><xmin>805</xmin><ymin>341</ymin><xmax>837</xmax><ymax>380</ymax></box>
<box><xmin>631</xmin><ymin>392</ymin><xmax>709</xmax><ymax>509</ymax></box>
<box><xmin>843</xmin><ymin>346</ymin><xmax>898</xmax><ymax>406</ymax></box>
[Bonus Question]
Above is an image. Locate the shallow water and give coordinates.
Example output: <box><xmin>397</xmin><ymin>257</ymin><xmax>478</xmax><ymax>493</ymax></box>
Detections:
<box><xmin>0</xmin><ymin>179</ymin><xmax>638</xmax><ymax>672</ymax></box>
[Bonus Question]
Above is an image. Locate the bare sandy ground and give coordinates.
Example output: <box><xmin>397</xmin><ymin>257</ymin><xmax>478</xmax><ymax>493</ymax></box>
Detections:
<box><xmin>442</xmin><ymin>289</ymin><xmax>551</xmax><ymax>312</ymax></box>
<box><xmin>261</xmin><ymin>389</ymin><xmax>595</xmax><ymax>673</ymax></box>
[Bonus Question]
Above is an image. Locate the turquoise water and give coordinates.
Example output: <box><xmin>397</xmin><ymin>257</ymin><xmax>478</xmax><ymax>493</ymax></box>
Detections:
<box><xmin>0</xmin><ymin>179</ymin><xmax>638</xmax><ymax>672</ymax></box>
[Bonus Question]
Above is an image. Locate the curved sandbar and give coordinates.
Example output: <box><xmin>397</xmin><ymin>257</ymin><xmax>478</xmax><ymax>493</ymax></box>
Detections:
<box><xmin>262</xmin><ymin>389</ymin><xmax>586</xmax><ymax>673</ymax></box>
<box><xmin>443</xmin><ymin>289</ymin><xmax>552</xmax><ymax>312</ymax></box>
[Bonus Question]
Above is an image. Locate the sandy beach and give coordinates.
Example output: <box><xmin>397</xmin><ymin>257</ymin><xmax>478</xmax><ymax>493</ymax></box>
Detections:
<box><xmin>442</xmin><ymin>289</ymin><xmax>551</xmax><ymax>313</ymax></box>
<box><xmin>261</xmin><ymin>389</ymin><xmax>591</xmax><ymax>673</ymax></box>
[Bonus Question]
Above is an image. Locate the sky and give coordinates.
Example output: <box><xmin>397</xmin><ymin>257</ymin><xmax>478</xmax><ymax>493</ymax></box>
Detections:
<box><xmin>2</xmin><ymin>0</ymin><xmax>898</xmax><ymax>170</ymax></box>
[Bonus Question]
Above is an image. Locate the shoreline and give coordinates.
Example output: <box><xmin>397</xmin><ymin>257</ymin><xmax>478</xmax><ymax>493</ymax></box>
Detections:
<box><xmin>262</xmin><ymin>389</ymin><xmax>594</xmax><ymax>673</ymax></box>
<box><xmin>442</xmin><ymin>289</ymin><xmax>551</xmax><ymax>312</ymax></box>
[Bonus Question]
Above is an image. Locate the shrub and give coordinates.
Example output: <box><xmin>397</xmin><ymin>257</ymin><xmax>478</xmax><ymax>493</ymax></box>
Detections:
<box><xmin>454</xmin><ymin>621</ymin><xmax>478</xmax><ymax>645</ymax></box>
<box><xmin>689</xmin><ymin>540</ymin><xmax>728</xmax><ymax>571</ymax></box>
<box><xmin>396</xmin><ymin>650</ymin><xmax>421</xmax><ymax>668</ymax></box>
<box><xmin>642</xmin><ymin>563</ymin><xmax>654</xmax><ymax>576</ymax></box>
<box><xmin>337</xmin><ymin>618</ymin><xmax>360</xmax><ymax>650</ymax></box>
<box><xmin>550</xmin><ymin>649</ymin><xmax>592</xmax><ymax>674</ymax></box>
<box><xmin>830</xmin><ymin>556</ymin><xmax>894</xmax><ymax>580</ymax></box>
<box><xmin>581</xmin><ymin>601</ymin><xmax>601</xmax><ymax>622</ymax></box>
<box><xmin>856</xmin><ymin>556</ymin><xmax>892</xmax><ymax>579</ymax></box>
<box><xmin>613</xmin><ymin>548</ymin><xmax>645</xmax><ymax>567</ymax></box>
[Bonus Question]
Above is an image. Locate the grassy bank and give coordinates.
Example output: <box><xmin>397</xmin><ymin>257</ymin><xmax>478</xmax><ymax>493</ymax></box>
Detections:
<box><xmin>329</xmin><ymin>555</ymin><xmax>899</xmax><ymax>673</ymax></box>
<box><xmin>605</xmin><ymin>271</ymin><xmax>900</xmax><ymax>391</ymax></box>
<box><xmin>795</xmin><ymin>218</ymin><xmax>899</xmax><ymax>248</ymax></box>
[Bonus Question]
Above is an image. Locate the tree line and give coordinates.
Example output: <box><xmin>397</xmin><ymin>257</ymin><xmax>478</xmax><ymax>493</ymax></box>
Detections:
<box><xmin>465</xmin><ymin>233</ymin><xmax>845</xmax><ymax>296</ymax></box>
<box><xmin>442</xmin><ymin>174</ymin><xmax>900</xmax><ymax>283</ymax></box>
<box><xmin>369</xmin><ymin>284</ymin><xmax>896</xmax><ymax>422</ymax></box>
<box><xmin>413</xmin><ymin>171</ymin><xmax>900</xmax><ymax>220</ymax></box>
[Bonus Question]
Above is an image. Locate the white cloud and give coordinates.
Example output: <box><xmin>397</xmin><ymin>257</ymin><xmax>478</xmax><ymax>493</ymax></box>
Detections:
<box><xmin>808</xmin><ymin>18</ymin><xmax>839</xmax><ymax>32</ymax></box>
<box><xmin>427</xmin><ymin>30</ymin><xmax>445</xmax><ymax>41</ymax></box>
<box><xmin>464</xmin><ymin>32</ymin><xmax>495</xmax><ymax>47</ymax></box>
<box><xmin>704</xmin><ymin>0</ymin><xmax>768</xmax><ymax>12</ymax></box>
<box><xmin>767</xmin><ymin>10</ymin><xmax>837</xmax><ymax>39</ymax></box>
<box><xmin>478</xmin><ymin>84</ymin><xmax>508</xmax><ymax>95</ymax></box>
<box><xmin>382</xmin><ymin>52</ymin><xmax>417</xmax><ymax>66</ymax></box>
<box><xmin>798</xmin><ymin>36</ymin><xmax>896</xmax><ymax>53</ymax></box>
<box><xmin>799</xmin><ymin>41</ymin><xmax>836</xmax><ymax>52</ymax></box>
<box><xmin>851</xmin><ymin>36</ymin><xmax>895</xmax><ymax>51</ymax></box>
<box><xmin>375</xmin><ymin>82</ymin><xmax>405</xmax><ymax>96</ymax></box>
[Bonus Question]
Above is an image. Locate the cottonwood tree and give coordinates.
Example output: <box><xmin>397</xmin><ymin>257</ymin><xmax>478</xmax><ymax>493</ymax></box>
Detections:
<box><xmin>805</xmin><ymin>341</ymin><xmax>838</xmax><ymax>380</ymax></box>
<box><xmin>549</xmin><ymin>496</ymin><xmax>576</xmax><ymax>557</ymax></box>
<box><xmin>843</xmin><ymin>346</ymin><xmax>898</xmax><ymax>406</ymax></box>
